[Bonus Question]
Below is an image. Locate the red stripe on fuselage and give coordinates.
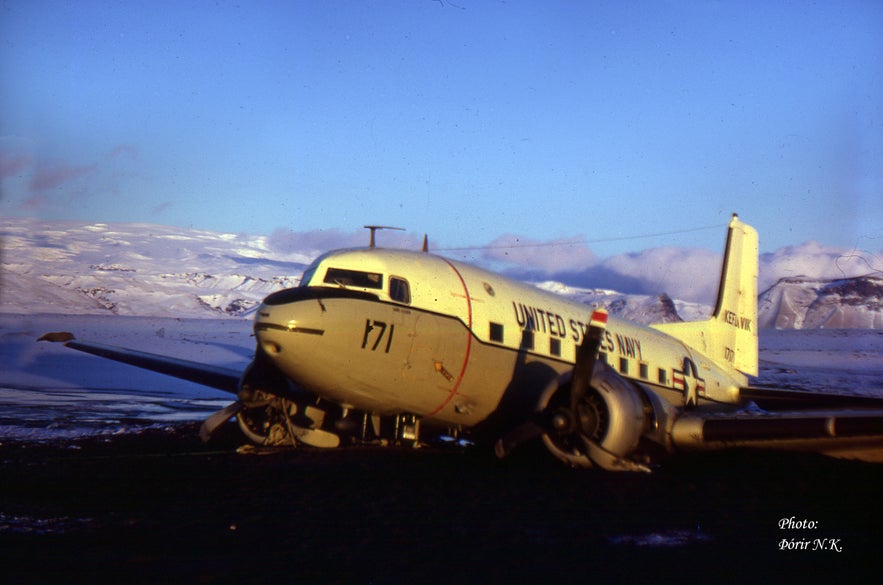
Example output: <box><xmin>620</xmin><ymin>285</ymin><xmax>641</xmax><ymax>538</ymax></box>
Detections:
<box><xmin>426</xmin><ymin>259</ymin><xmax>473</xmax><ymax>417</ymax></box>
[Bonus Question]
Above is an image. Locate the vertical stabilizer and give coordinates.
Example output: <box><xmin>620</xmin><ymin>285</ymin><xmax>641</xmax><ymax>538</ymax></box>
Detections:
<box><xmin>711</xmin><ymin>214</ymin><xmax>758</xmax><ymax>374</ymax></box>
<box><xmin>653</xmin><ymin>214</ymin><xmax>759</xmax><ymax>376</ymax></box>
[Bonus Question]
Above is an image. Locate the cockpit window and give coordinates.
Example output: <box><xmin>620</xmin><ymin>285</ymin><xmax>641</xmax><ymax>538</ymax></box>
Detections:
<box><xmin>299</xmin><ymin>265</ymin><xmax>318</xmax><ymax>287</ymax></box>
<box><xmin>323</xmin><ymin>268</ymin><xmax>383</xmax><ymax>289</ymax></box>
<box><xmin>389</xmin><ymin>276</ymin><xmax>411</xmax><ymax>304</ymax></box>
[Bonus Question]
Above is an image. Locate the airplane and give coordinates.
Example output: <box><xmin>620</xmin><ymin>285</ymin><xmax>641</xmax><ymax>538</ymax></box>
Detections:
<box><xmin>40</xmin><ymin>214</ymin><xmax>883</xmax><ymax>471</ymax></box>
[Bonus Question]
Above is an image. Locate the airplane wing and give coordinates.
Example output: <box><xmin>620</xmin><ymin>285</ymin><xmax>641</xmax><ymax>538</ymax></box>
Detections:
<box><xmin>740</xmin><ymin>385</ymin><xmax>883</xmax><ymax>410</ymax></box>
<box><xmin>39</xmin><ymin>334</ymin><xmax>242</xmax><ymax>394</ymax></box>
<box><xmin>671</xmin><ymin>395</ymin><xmax>883</xmax><ymax>463</ymax></box>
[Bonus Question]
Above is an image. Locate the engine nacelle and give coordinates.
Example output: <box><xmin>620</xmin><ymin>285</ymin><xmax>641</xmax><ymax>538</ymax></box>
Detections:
<box><xmin>538</xmin><ymin>362</ymin><xmax>652</xmax><ymax>471</ymax></box>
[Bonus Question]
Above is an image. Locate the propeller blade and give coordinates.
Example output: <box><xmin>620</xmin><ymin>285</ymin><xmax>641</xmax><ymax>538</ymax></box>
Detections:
<box><xmin>495</xmin><ymin>420</ymin><xmax>544</xmax><ymax>458</ymax></box>
<box><xmin>570</xmin><ymin>309</ymin><xmax>608</xmax><ymax>412</ymax></box>
<box><xmin>497</xmin><ymin>310</ymin><xmax>609</xmax><ymax>459</ymax></box>
<box><xmin>579</xmin><ymin>434</ymin><xmax>652</xmax><ymax>473</ymax></box>
<box><xmin>199</xmin><ymin>401</ymin><xmax>244</xmax><ymax>442</ymax></box>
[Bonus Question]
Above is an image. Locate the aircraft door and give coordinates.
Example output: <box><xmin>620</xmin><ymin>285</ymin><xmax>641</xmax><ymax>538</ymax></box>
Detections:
<box><xmin>395</xmin><ymin>260</ymin><xmax>474</xmax><ymax>421</ymax></box>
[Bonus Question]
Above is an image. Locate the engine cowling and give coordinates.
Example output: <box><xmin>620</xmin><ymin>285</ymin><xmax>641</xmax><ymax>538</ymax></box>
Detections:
<box><xmin>538</xmin><ymin>361</ymin><xmax>652</xmax><ymax>471</ymax></box>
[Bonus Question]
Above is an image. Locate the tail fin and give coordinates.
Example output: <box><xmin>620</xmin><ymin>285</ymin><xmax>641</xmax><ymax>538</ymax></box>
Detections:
<box><xmin>653</xmin><ymin>214</ymin><xmax>759</xmax><ymax>376</ymax></box>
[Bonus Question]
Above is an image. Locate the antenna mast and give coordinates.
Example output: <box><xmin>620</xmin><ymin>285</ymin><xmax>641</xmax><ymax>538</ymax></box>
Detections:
<box><xmin>363</xmin><ymin>225</ymin><xmax>405</xmax><ymax>248</ymax></box>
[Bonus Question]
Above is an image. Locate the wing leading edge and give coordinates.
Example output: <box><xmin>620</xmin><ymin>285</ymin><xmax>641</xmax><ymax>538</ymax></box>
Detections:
<box><xmin>665</xmin><ymin>385</ymin><xmax>883</xmax><ymax>463</ymax></box>
<box><xmin>39</xmin><ymin>334</ymin><xmax>241</xmax><ymax>394</ymax></box>
<box><xmin>671</xmin><ymin>404</ymin><xmax>883</xmax><ymax>463</ymax></box>
<box><xmin>740</xmin><ymin>385</ymin><xmax>883</xmax><ymax>410</ymax></box>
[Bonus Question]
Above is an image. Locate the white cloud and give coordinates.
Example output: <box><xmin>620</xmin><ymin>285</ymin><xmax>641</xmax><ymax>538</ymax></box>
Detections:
<box><xmin>481</xmin><ymin>234</ymin><xmax>597</xmax><ymax>275</ymax></box>
<box><xmin>473</xmin><ymin>235</ymin><xmax>883</xmax><ymax>305</ymax></box>
<box><xmin>759</xmin><ymin>241</ymin><xmax>883</xmax><ymax>292</ymax></box>
<box><xmin>600</xmin><ymin>247</ymin><xmax>721</xmax><ymax>303</ymax></box>
<box><xmin>267</xmin><ymin>227</ymin><xmax>425</xmax><ymax>259</ymax></box>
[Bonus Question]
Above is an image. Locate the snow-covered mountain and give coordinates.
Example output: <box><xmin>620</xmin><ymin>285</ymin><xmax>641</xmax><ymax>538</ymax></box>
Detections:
<box><xmin>758</xmin><ymin>276</ymin><xmax>883</xmax><ymax>329</ymax></box>
<box><xmin>1</xmin><ymin>218</ymin><xmax>309</xmax><ymax>317</ymax></box>
<box><xmin>1</xmin><ymin>218</ymin><xmax>711</xmax><ymax>323</ymax></box>
<box><xmin>533</xmin><ymin>282</ymin><xmax>711</xmax><ymax>324</ymax></box>
<box><xmin>2</xmin><ymin>218</ymin><xmax>880</xmax><ymax>328</ymax></box>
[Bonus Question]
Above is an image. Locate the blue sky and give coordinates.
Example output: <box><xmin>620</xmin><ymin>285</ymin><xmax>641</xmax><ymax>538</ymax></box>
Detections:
<box><xmin>2</xmin><ymin>0</ymin><xmax>881</xmax><ymax>260</ymax></box>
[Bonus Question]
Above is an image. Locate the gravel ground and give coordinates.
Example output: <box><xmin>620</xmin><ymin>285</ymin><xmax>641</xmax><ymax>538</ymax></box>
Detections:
<box><xmin>0</xmin><ymin>423</ymin><xmax>880</xmax><ymax>585</ymax></box>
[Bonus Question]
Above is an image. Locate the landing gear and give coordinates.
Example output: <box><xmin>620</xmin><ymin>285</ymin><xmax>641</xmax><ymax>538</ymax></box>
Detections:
<box><xmin>236</xmin><ymin>388</ymin><xmax>294</xmax><ymax>447</ymax></box>
<box><xmin>236</xmin><ymin>390</ymin><xmax>343</xmax><ymax>448</ymax></box>
<box><xmin>235</xmin><ymin>381</ymin><xmax>425</xmax><ymax>450</ymax></box>
<box><xmin>394</xmin><ymin>413</ymin><xmax>421</xmax><ymax>448</ymax></box>
<box><xmin>336</xmin><ymin>411</ymin><xmax>424</xmax><ymax>447</ymax></box>
<box><xmin>233</xmin><ymin>351</ymin><xmax>427</xmax><ymax>450</ymax></box>
<box><xmin>235</xmin><ymin>356</ymin><xmax>341</xmax><ymax>448</ymax></box>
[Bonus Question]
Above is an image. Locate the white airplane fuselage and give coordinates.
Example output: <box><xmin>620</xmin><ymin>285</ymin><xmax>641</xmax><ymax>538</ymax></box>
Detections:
<box><xmin>253</xmin><ymin>247</ymin><xmax>746</xmax><ymax>435</ymax></box>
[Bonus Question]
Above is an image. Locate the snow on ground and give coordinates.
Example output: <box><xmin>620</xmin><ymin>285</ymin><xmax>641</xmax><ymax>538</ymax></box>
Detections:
<box><xmin>1</xmin><ymin>313</ymin><xmax>881</xmax><ymax>442</ymax></box>
<box><xmin>755</xmin><ymin>329</ymin><xmax>883</xmax><ymax>397</ymax></box>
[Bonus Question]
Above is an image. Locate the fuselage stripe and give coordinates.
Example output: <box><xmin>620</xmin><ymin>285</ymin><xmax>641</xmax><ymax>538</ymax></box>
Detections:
<box><xmin>426</xmin><ymin>259</ymin><xmax>473</xmax><ymax>417</ymax></box>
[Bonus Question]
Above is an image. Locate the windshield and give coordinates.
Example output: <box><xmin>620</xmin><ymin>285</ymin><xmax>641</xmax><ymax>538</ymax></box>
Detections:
<box><xmin>323</xmin><ymin>267</ymin><xmax>383</xmax><ymax>289</ymax></box>
<box><xmin>298</xmin><ymin>264</ymin><xmax>318</xmax><ymax>287</ymax></box>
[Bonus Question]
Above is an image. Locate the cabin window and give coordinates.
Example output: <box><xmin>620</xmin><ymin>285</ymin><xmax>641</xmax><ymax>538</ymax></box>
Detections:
<box><xmin>658</xmin><ymin>368</ymin><xmax>667</xmax><ymax>385</ymax></box>
<box><xmin>550</xmin><ymin>338</ymin><xmax>561</xmax><ymax>357</ymax></box>
<box><xmin>619</xmin><ymin>357</ymin><xmax>629</xmax><ymax>374</ymax></box>
<box><xmin>639</xmin><ymin>362</ymin><xmax>649</xmax><ymax>380</ymax></box>
<box><xmin>520</xmin><ymin>330</ymin><xmax>534</xmax><ymax>350</ymax></box>
<box><xmin>389</xmin><ymin>277</ymin><xmax>411</xmax><ymax>304</ymax></box>
<box><xmin>489</xmin><ymin>322</ymin><xmax>504</xmax><ymax>343</ymax></box>
<box><xmin>324</xmin><ymin>268</ymin><xmax>383</xmax><ymax>289</ymax></box>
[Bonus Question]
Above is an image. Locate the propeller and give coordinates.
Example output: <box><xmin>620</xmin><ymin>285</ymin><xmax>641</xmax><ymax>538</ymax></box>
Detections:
<box><xmin>199</xmin><ymin>401</ymin><xmax>244</xmax><ymax>442</ymax></box>
<box><xmin>495</xmin><ymin>309</ymin><xmax>609</xmax><ymax>458</ymax></box>
<box><xmin>552</xmin><ymin>309</ymin><xmax>608</xmax><ymax>436</ymax></box>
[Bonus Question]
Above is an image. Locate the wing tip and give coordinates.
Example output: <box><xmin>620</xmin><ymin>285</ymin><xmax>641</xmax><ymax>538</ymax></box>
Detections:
<box><xmin>37</xmin><ymin>331</ymin><xmax>76</xmax><ymax>343</ymax></box>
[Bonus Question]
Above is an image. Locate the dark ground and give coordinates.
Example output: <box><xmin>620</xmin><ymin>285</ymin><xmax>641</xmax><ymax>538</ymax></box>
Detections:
<box><xmin>1</xmin><ymin>423</ymin><xmax>880</xmax><ymax>585</ymax></box>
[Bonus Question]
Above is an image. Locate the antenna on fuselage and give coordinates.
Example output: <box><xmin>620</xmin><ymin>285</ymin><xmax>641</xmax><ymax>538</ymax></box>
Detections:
<box><xmin>364</xmin><ymin>225</ymin><xmax>404</xmax><ymax>248</ymax></box>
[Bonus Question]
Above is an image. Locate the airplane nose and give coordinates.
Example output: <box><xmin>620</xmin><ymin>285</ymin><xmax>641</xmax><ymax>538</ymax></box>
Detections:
<box><xmin>252</xmin><ymin>286</ymin><xmax>383</xmax><ymax>395</ymax></box>
<box><xmin>254</xmin><ymin>288</ymin><xmax>325</xmax><ymax>357</ymax></box>
<box><xmin>254</xmin><ymin>287</ymin><xmax>380</xmax><ymax>358</ymax></box>
<box><xmin>253</xmin><ymin>295</ymin><xmax>326</xmax><ymax>358</ymax></box>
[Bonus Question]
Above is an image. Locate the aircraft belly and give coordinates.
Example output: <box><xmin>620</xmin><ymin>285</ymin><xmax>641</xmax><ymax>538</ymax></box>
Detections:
<box><xmin>453</xmin><ymin>343</ymin><xmax>570</xmax><ymax>430</ymax></box>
